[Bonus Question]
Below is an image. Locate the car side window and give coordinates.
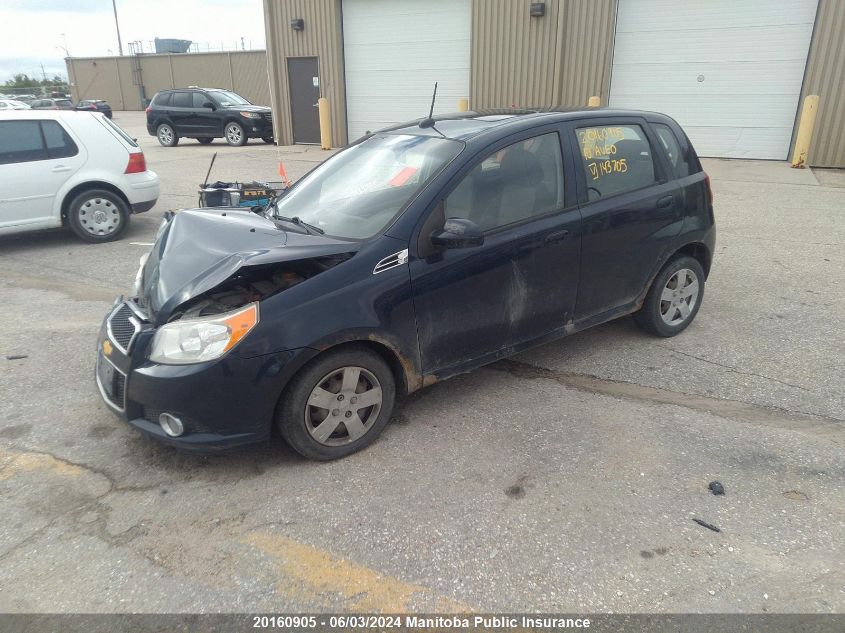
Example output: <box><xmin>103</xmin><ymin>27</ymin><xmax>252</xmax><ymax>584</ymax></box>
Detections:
<box><xmin>41</xmin><ymin>120</ymin><xmax>78</xmax><ymax>159</ymax></box>
<box><xmin>171</xmin><ymin>92</ymin><xmax>191</xmax><ymax>108</ymax></box>
<box><xmin>444</xmin><ymin>132</ymin><xmax>564</xmax><ymax>232</ymax></box>
<box><xmin>154</xmin><ymin>92</ymin><xmax>172</xmax><ymax>107</ymax></box>
<box><xmin>575</xmin><ymin>124</ymin><xmax>657</xmax><ymax>200</ymax></box>
<box><xmin>192</xmin><ymin>92</ymin><xmax>210</xmax><ymax>108</ymax></box>
<box><xmin>653</xmin><ymin>123</ymin><xmax>690</xmax><ymax>178</ymax></box>
<box><xmin>0</xmin><ymin>121</ymin><xmax>47</xmax><ymax>164</ymax></box>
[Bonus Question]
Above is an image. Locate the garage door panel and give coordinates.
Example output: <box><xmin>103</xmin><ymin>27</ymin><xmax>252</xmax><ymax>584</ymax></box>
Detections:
<box><xmin>610</xmin><ymin>0</ymin><xmax>818</xmax><ymax>159</ymax></box>
<box><xmin>612</xmin><ymin>24</ymin><xmax>815</xmax><ymax>64</ymax></box>
<box><xmin>680</xmin><ymin>127</ymin><xmax>791</xmax><ymax>160</ymax></box>
<box><xmin>343</xmin><ymin>0</ymin><xmax>470</xmax><ymax>141</ymax></box>
<box><xmin>616</xmin><ymin>0</ymin><xmax>817</xmax><ymax>32</ymax></box>
<box><xmin>610</xmin><ymin>61</ymin><xmax>810</xmax><ymax>96</ymax></box>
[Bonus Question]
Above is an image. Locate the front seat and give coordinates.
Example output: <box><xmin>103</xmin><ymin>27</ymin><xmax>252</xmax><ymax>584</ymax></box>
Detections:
<box><xmin>496</xmin><ymin>148</ymin><xmax>550</xmax><ymax>227</ymax></box>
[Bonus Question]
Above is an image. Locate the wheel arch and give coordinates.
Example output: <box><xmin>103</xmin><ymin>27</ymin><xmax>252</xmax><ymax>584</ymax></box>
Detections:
<box><xmin>674</xmin><ymin>241</ymin><xmax>712</xmax><ymax>278</ymax></box>
<box><xmin>308</xmin><ymin>339</ymin><xmax>417</xmax><ymax>397</ymax></box>
<box><xmin>60</xmin><ymin>181</ymin><xmax>131</xmax><ymax>225</ymax></box>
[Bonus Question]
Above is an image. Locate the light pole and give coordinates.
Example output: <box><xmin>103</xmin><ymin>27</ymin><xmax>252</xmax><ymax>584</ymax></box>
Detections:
<box><xmin>112</xmin><ymin>0</ymin><xmax>124</xmax><ymax>56</ymax></box>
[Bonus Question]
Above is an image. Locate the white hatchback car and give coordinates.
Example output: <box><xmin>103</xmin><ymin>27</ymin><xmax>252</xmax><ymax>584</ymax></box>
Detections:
<box><xmin>0</xmin><ymin>110</ymin><xmax>159</xmax><ymax>242</ymax></box>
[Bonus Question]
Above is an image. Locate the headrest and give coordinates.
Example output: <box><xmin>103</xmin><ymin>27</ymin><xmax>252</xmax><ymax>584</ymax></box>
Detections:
<box><xmin>499</xmin><ymin>147</ymin><xmax>543</xmax><ymax>186</ymax></box>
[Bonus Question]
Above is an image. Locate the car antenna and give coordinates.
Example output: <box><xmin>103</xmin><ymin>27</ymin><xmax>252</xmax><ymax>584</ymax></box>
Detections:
<box><xmin>419</xmin><ymin>82</ymin><xmax>438</xmax><ymax>128</ymax></box>
<box><xmin>202</xmin><ymin>152</ymin><xmax>217</xmax><ymax>188</ymax></box>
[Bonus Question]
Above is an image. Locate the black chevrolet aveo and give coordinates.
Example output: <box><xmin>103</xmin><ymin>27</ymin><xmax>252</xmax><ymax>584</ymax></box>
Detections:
<box><xmin>96</xmin><ymin>109</ymin><xmax>715</xmax><ymax>460</ymax></box>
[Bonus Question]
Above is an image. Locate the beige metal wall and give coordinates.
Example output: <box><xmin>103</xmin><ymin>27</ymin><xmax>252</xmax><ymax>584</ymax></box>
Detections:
<box><xmin>470</xmin><ymin>0</ymin><xmax>617</xmax><ymax>109</ymax></box>
<box><xmin>67</xmin><ymin>51</ymin><xmax>271</xmax><ymax>112</ymax></box>
<box><xmin>798</xmin><ymin>0</ymin><xmax>845</xmax><ymax>168</ymax></box>
<box><xmin>263</xmin><ymin>0</ymin><xmax>346</xmax><ymax>146</ymax></box>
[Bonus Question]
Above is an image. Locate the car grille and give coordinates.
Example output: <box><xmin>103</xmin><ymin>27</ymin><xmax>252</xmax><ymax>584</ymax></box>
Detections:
<box><xmin>262</xmin><ymin>112</ymin><xmax>273</xmax><ymax>123</ymax></box>
<box><xmin>96</xmin><ymin>352</ymin><xmax>126</xmax><ymax>411</ymax></box>
<box><xmin>108</xmin><ymin>303</ymin><xmax>139</xmax><ymax>353</ymax></box>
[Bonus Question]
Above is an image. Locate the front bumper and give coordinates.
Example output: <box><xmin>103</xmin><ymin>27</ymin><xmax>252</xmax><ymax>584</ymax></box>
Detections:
<box><xmin>95</xmin><ymin>298</ymin><xmax>316</xmax><ymax>453</ymax></box>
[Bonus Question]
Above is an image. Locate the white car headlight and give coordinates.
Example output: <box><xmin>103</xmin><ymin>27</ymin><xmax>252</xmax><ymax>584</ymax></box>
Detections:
<box><xmin>149</xmin><ymin>303</ymin><xmax>259</xmax><ymax>365</ymax></box>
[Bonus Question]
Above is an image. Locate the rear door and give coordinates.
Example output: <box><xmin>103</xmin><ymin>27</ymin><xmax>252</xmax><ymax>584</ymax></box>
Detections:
<box><xmin>0</xmin><ymin>119</ymin><xmax>84</xmax><ymax>228</ymax></box>
<box><xmin>566</xmin><ymin>117</ymin><xmax>683</xmax><ymax>321</ymax></box>
<box><xmin>410</xmin><ymin>127</ymin><xmax>581</xmax><ymax>374</ymax></box>
<box><xmin>167</xmin><ymin>91</ymin><xmax>194</xmax><ymax>134</ymax></box>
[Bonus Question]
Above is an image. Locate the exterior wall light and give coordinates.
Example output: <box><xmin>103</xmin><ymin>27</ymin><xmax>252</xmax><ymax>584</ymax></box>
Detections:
<box><xmin>291</xmin><ymin>18</ymin><xmax>304</xmax><ymax>31</ymax></box>
<box><xmin>530</xmin><ymin>2</ymin><xmax>546</xmax><ymax>17</ymax></box>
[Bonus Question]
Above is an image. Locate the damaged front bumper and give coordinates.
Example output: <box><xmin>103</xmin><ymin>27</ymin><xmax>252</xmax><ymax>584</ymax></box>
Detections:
<box><xmin>95</xmin><ymin>297</ymin><xmax>315</xmax><ymax>453</ymax></box>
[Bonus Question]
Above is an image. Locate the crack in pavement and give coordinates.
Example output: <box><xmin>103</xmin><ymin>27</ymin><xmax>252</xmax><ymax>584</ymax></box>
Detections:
<box><xmin>490</xmin><ymin>359</ymin><xmax>845</xmax><ymax>443</ymax></box>
<box><xmin>655</xmin><ymin>345</ymin><xmax>813</xmax><ymax>393</ymax></box>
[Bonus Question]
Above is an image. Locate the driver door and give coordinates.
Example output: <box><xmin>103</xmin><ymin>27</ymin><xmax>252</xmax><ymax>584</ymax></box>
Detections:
<box><xmin>409</xmin><ymin>129</ymin><xmax>581</xmax><ymax>375</ymax></box>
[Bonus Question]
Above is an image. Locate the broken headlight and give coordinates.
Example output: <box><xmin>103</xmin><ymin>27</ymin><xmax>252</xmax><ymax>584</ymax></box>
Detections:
<box><xmin>148</xmin><ymin>303</ymin><xmax>259</xmax><ymax>365</ymax></box>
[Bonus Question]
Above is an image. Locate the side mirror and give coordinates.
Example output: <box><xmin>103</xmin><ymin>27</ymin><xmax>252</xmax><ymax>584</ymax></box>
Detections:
<box><xmin>430</xmin><ymin>218</ymin><xmax>484</xmax><ymax>249</ymax></box>
<box><xmin>203</xmin><ymin>101</ymin><xmax>215</xmax><ymax>110</ymax></box>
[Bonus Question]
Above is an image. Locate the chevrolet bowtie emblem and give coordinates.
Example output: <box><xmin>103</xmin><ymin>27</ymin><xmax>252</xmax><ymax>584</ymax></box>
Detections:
<box><xmin>102</xmin><ymin>339</ymin><xmax>113</xmax><ymax>356</ymax></box>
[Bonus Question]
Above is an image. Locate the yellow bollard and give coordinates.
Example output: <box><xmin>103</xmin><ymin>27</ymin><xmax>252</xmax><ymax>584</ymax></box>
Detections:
<box><xmin>318</xmin><ymin>97</ymin><xmax>332</xmax><ymax>150</ymax></box>
<box><xmin>791</xmin><ymin>94</ymin><xmax>819</xmax><ymax>168</ymax></box>
<box><xmin>457</xmin><ymin>97</ymin><xmax>469</xmax><ymax>112</ymax></box>
<box><xmin>587</xmin><ymin>95</ymin><xmax>601</xmax><ymax>107</ymax></box>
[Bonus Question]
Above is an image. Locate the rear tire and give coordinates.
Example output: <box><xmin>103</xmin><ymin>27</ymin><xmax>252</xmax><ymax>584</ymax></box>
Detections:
<box><xmin>634</xmin><ymin>255</ymin><xmax>705</xmax><ymax>337</ymax></box>
<box><xmin>276</xmin><ymin>346</ymin><xmax>396</xmax><ymax>460</ymax></box>
<box><xmin>156</xmin><ymin>122</ymin><xmax>178</xmax><ymax>147</ymax></box>
<box><xmin>197</xmin><ymin>137</ymin><xmax>213</xmax><ymax>144</ymax></box>
<box><xmin>66</xmin><ymin>189</ymin><xmax>129</xmax><ymax>243</ymax></box>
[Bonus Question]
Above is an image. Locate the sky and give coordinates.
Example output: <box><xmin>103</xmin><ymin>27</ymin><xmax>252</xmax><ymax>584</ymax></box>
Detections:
<box><xmin>0</xmin><ymin>0</ymin><xmax>265</xmax><ymax>83</ymax></box>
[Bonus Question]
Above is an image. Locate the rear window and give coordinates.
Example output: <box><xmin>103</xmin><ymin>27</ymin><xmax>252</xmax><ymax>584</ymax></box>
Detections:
<box><xmin>575</xmin><ymin>124</ymin><xmax>657</xmax><ymax>200</ymax></box>
<box><xmin>171</xmin><ymin>92</ymin><xmax>191</xmax><ymax>108</ymax></box>
<box><xmin>99</xmin><ymin>115</ymin><xmax>139</xmax><ymax>147</ymax></box>
<box><xmin>41</xmin><ymin>120</ymin><xmax>78</xmax><ymax>158</ymax></box>
<box><xmin>653</xmin><ymin>123</ymin><xmax>692</xmax><ymax>178</ymax></box>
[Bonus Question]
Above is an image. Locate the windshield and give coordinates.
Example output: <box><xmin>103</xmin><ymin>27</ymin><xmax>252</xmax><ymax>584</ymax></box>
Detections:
<box><xmin>272</xmin><ymin>134</ymin><xmax>463</xmax><ymax>240</ymax></box>
<box><xmin>211</xmin><ymin>91</ymin><xmax>251</xmax><ymax>107</ymax></box>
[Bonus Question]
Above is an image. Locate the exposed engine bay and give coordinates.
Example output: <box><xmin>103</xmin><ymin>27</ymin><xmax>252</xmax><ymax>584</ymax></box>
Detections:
<box><xmin>168</xmin><ymin>254</ymin><xmax>352</xmax><ymax>322</ymax></box>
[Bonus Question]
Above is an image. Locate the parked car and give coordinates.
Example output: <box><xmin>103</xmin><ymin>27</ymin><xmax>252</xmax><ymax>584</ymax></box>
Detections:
<box><xmin>145</xmin><ymin>87</ymin><xmax>273</xmax><ymax>147</ymax></box>
<box><xmin>75</xmin><ymin>99</ymin><xmax>113</xmax><ymax>118</ymax></box>
<box><xmin>0</xmin><ymin>110</ymin><xmax>159</xmax><ymax>242</ymax></box>
<box><xmin>96</xmin><ymin>108</ymin><xmax>714</xmax><ymax>459</ymax></box>
<box><xmin>29</xmin><ymin>97</ymin><xmax>74</xmax><ymax>110</ymax></box>
<box><xmin>0</xmin><ymin>99</ymin><xmax>31</xmax><ymax>110</ymax></box>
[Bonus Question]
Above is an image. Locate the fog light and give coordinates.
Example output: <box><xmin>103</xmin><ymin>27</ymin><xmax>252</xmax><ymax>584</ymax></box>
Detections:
<box><xmin>158</xmin><ymin>412</ymin><xmax>184</xmax><ymax>437</ymax></box>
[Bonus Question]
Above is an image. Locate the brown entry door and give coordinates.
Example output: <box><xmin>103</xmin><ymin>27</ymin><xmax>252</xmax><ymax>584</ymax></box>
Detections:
<box><xmin>287</xmin><ymin>57</ymin><xmax>321</xmax><ymax>144</ymax></box>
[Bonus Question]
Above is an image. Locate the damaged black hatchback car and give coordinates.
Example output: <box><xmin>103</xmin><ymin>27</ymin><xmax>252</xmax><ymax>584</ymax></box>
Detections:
<box><xmin>95</xmin><ymin>109</ymin><xmax>715</xmax><ymax>460</ymax></box>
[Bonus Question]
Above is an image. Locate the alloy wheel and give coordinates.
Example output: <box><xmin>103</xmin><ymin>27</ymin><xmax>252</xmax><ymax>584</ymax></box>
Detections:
<box><xmin>158</xmin><ymin>125</ymin><xmax>173</xmax><ymax>145</ymax></box>
<box><xmin>226</xmin><ymin>123</ymin><xmax>242</xmax><ymax>144</ymax></box>
<box><xmin>660</xmin><ymin>268</ymin><xmax>699</xmax><ymax>326</ymax></box>
<box><xmin>304</xmin><ymin>366</ymin><xmax>383</xmax><ymax>446</ymax></box>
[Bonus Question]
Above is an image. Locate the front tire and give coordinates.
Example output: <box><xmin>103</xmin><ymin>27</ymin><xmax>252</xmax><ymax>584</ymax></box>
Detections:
<box><xmin>156</xmin><ymin>122</ymin><xmax>178</xmax><ymax>147</ymax></box>
<box><xmin>66</xmin><ymin>189</ymin><xmax>129</xmax><ymax>243</ymax></box>
<box><xmin>634</xmin><ymin>255</ymin><xmax>705</xmax><ymax>337</ymax></box>
<box><xmin>262</xmin><ymin>136</ymin><xmax>274</xmax><ymax>145</ymax></box>
<box><xmin>277</xmin><ymin>346</ymin><xmax>396</xmax><ymax>460</ymax></box>
<box><xmin>224</xmin><ymin>121</ymin><xmax>247</xmax><ymax>146</ymax></box>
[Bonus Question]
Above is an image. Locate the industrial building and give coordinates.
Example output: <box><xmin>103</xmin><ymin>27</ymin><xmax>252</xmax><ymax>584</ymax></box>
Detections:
<box><xmin>263</xmin><ymin>0</ymin><xmax>845</xmax><ymax>167</ymax></box>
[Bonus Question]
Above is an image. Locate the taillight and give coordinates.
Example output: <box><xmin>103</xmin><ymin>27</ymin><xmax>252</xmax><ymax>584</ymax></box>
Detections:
<box><xmin>125</xmin><ymin>152</ymin><xmax>146</xmax><ymax>174</ymax></box>
<box><xmin>704</xmin><ymin>172</ymin><xmax>713</xmax><ymax>203</ymax></box>
<box><xmin>92</xmin><ymin>104</ymin><xmax>98</xmax><ymax>110</ymax></box>
<box><xmin>144</xmin><ymin>106</ymin><xmax>152</xmax><ymax>113</ymax></box>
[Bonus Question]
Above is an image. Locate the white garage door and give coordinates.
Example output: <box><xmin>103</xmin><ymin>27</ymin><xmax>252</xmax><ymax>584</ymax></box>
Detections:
<box><xmin>609</xmin><ymin>0</ymin><xmax>818</xmax><ymax>159</ymax></box>
<box><xmin>342</xmin><ymin>0</ymin><xmax>470</xmax><ymax>142</ymax></box>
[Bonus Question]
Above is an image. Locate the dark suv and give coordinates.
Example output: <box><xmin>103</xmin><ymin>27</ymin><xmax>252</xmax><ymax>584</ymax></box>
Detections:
<box><xmin>96</xmin><ymin>108</ymin><xmax>714</xmax><ymax>460</ymax></box>
<box><xmin>145</xmin><ymin>88</ymin><xmax>273</xmax><ymax>147</ymax></box>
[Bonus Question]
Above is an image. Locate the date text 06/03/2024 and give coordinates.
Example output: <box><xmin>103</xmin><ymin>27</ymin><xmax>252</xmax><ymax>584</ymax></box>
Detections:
<box><xmin>404</xmin><ymin>616</ymin><xmax>592</xmax><ymax>629</ymax></box>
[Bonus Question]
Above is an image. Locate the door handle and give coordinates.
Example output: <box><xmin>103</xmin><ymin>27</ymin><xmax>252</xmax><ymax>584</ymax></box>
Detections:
<box><xmin>656</xmin><ymin>195</ymin><xmax>674</xmax><ymax>209</ymax></box>
<box><xmin>51</xmin><ymin>165</ymin><xmax>71</xmax><ymax>173</ymax></box>
<box><xmin>544</xmin><ymin>229</ymin><xmax>570</xmax><ymax>243</ymax></box>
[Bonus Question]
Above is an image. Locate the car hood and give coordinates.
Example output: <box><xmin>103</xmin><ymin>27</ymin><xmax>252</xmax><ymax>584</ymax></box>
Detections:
<box><xmin>139</xmin><ymin>208</ymin><xmax>356</xmax><ymax>323</ymax></box>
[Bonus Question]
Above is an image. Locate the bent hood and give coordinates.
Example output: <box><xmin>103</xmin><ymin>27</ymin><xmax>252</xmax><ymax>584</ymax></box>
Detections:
<box><xmin>140</xmin><ymin>208</ymin><xmax>356</xmax><ymax>322</ymax></box>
